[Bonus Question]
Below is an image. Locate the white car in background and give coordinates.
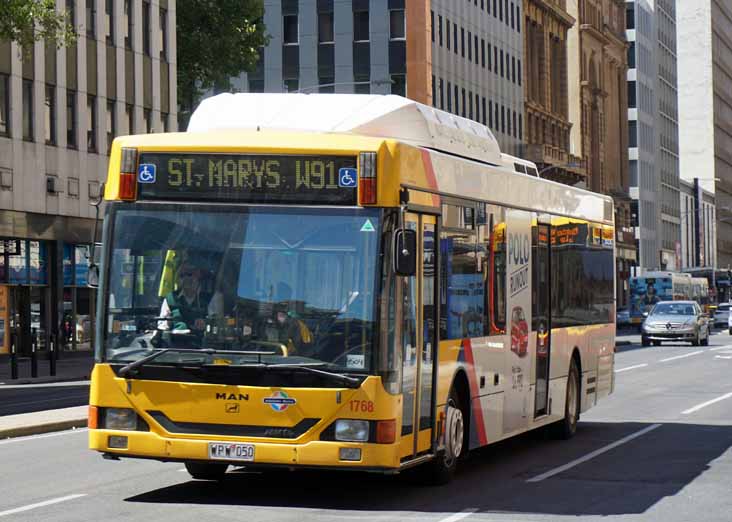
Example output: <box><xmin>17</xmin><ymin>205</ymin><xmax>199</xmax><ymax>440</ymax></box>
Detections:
<box><xmin>714</xmin><ymin>302</ymin><xmax>731</xmax><ymax>328</ymax></box>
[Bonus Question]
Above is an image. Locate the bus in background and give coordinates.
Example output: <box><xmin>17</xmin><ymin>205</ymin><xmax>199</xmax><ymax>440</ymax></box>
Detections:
<box><xmin>690</xmin><ymin>277</ymin><xmax>711</xmax><ymax>313</ymax></box>
<box><xmin>88</xmin><ymin>94</ymin><xmax>615</xmax><ymax>484</ymax></box>
<box><xmin>629</xmin><ymin>272</ymin><xmax>710</xmax><ymax>323</ymax></box>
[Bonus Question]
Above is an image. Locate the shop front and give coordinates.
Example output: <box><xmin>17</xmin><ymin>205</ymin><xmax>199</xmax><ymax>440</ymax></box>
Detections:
<box><xmin>0</xmin><ymin>211</ymin><xmax>99</xmax><ymax>358</ymax></box>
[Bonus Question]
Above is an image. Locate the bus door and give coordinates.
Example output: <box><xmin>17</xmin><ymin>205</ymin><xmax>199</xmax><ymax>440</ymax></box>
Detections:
<box><xmin>399</xmin><ymin>213</ymin><xmax>437</xmax><ymax>459</ymax></box>
<box><xmin>533</xmin><ymin>223</ymin><xmax>551</xmax><ymax>417</ymax></box>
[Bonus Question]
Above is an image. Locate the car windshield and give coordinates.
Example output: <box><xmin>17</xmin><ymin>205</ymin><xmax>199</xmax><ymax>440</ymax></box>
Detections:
<box><xmin>651</xmin><ymin>303</ymin><xmax>696</xmax><ymax>316</ymax></box>
<box><xmin>103</xmin><ymin>205</ymin><xmax>381</xmax><ymax>374</ymax></box>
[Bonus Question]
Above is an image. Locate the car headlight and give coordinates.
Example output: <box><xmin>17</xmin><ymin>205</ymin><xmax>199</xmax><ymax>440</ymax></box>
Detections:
<box><xmin>335</xmin><ymin>419</ymin><xmax>370</xmax><ymax>442</ymax></box>
<box><xmin>104</xmin><ymin>408</ymin><xmax>138</xmax><ymax>431</ymax></box>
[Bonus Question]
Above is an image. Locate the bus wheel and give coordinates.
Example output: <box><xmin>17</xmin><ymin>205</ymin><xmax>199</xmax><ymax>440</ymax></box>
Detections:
<box><xmin>551</xmin><ymin>358</ymin><xmax>580</xmax><ymax>440</ymax></box>
<box><xmin>422</xmin><ymin>389</ymin><xmax>466</xmax><ymax>485</ymax></box>
<box><xmin>185</xmin><ymin>461</ymin><xmax>229</xmax><ymax>480</ymax></box>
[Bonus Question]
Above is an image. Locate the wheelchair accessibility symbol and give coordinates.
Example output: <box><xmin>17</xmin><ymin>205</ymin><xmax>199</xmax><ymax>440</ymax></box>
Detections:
<box><xmin>338</xmin><ymin>168</ymin><xmax>357</xmax><ymax>188</ymax></box>
<box><xmin>138</xmin><ymin>164</ymin><xmax>156</xmax><ymax>183</ymax></box>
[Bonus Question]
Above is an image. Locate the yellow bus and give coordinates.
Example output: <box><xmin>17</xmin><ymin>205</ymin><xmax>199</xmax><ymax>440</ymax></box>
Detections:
<box><xmin>88</xmin><ymin>94</ymin><xmax>615</xmax><ymax>484</ymax></box>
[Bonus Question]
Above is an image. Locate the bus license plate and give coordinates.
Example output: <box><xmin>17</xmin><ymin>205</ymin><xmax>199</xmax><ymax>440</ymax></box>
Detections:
<box><xmin>208</xmin><ymin>442</ymin><xmax>255</xmax><ymax>462</ymax></box>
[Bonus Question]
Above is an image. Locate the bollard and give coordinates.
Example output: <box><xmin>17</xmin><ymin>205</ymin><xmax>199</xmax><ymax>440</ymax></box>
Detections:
<box><xmin>49</xmin><ymin>332</ymin><xmax>57</xmax><ymax>376</ymax></box>
<box><xmin>10</xmin><ymin>332</ymin><xmax>18</xmax><ymax>380</ymax></box>
<box><xmin>31</xmin><ymin>327</ymin><xmax>38</xmax><ymax>378</ymax></box>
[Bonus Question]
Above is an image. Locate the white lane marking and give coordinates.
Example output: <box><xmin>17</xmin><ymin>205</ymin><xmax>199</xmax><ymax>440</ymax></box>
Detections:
<box><xmin>438</xmin><ymin>509</ymin><xmax>478</xmax><ymax>522</ymax></box>
<box><xmin>682</xmin><ymin>392</ymin><xmax>732</xmax><ymax>415</ymax></box>
<box><xmin>526</xmin><ymin>424</ymin><xmax>662</xmax><ymax>483</ymax></box>
<box><xmin>614</xmin><ymin>363</ymin><xmax>648</xmax><ymax>373</ymax></box>
<box><xmin>0</xmin><ymin>494</ymin><xmax>87</xmax><ymax>518</ymax></box>
<box><xmin>0</xmin><ymin>428</ymin><xmax>87</xmax><ymax>446</ymax></box>
<box><xmin>659</xmin><ymin>351</ymin><xmax>703</xmax><ymax>363</ymax></box>
<box><xmin>709</xmin><ymin>346</ymin><xmax>732</xmax><ymax>351</ymax></box>
<box><xmin>716</xmin><ymin>355</ymin><xmax>732</xmax><ymax>360</ymax></box>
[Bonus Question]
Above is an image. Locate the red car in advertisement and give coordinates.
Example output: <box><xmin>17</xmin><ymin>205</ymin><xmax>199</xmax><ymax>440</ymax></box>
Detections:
<box><xmin>510</xmin><ymin>306</ymin><xmax>529</xmax><ymax>357</ymax></box>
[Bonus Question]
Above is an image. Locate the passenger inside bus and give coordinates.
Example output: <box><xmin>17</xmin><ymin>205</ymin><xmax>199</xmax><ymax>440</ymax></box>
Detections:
<box><xmin>259</xmin><ymin>282</ymin><xmax>313</xmax><ymax>355</ymax></box>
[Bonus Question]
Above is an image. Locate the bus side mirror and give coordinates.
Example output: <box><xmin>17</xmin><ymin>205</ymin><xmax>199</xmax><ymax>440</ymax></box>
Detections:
<box><xmin>393</xmin><ymin>229</ymin><xmax>417</xmax><ymax>277</ymax></box>
<box><xmin>87</xmin><ymin>264</ymin><xmax>100</xmax><ymax>288</ymax></box>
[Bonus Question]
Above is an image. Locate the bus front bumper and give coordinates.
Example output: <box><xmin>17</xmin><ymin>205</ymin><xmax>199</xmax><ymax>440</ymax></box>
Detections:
<box><xmin>89</xmin><ymin>429</ymin><xmax>402</xmax><ymax>471</ymax></box>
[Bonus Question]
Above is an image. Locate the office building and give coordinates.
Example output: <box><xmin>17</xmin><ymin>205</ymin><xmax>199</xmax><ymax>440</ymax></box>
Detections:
<box><xmin>230</xmin><ymin>0</ymin><xmax>525</xmax><ymax>155</ymax></box>
<box><xmin>0</xmin><ymin>0</ymin><xmax>176</xmax><ymax>356</ymax></box>
<box><xmin>678</xmin><ymin>1</ymin><xmax>732</xmax><ymax>268</ymax></box>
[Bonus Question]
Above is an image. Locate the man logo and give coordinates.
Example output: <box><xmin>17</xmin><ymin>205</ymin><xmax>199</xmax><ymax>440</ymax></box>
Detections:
<box><xmin>225</xmin><ymin>403</ymin><xmax>240</xmax><ymax>414</ymax></box>
<box><xmin>216</xmin><ymin>393</ymin><xmax>249</xmax><ymax>401</ymax></box>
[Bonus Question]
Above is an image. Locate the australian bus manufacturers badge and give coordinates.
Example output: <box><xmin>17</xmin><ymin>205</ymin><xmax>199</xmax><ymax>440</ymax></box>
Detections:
<box><xmin>264</xmin><ymin>391</ymin><xmax>297</xmax><ymax>412</ymax></box>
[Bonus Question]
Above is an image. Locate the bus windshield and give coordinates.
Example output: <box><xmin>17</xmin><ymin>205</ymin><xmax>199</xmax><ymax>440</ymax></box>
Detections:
<box><xmin>103</xmin><ymin>204</ymin><xmax>381</xmax><ymax>374</ymax></box>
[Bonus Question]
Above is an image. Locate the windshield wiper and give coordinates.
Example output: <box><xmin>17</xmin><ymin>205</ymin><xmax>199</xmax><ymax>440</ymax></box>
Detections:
<box><xmin>264</xmin><ymin>363</ymin><xmax>362</xmax><ymax>388</ymax></box>
<box><xmin>117</xmin><ymin>348</ymin><xmax>276</xmax><ymax>377</ymax></box>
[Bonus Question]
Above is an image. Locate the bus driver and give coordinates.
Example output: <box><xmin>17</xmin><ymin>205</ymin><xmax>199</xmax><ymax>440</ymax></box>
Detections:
<box><xmin>158</xmin><ymin>259</ymin><xmax>218</xmax><ymax>334</ymax></box>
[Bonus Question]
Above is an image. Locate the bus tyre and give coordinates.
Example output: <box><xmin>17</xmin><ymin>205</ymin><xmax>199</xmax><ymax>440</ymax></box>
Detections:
<box><xmin>551</xmin><ymin>359</ymin><xmax>580</xmax><ymax>440</ymax></box>
<box><xmin>422</xmin><ymin>389</ymin><xmax>466</xmax><ymax>486</ymax></box>
<box><xmin>185</xmin><ymin>461</ymin><xmax>229</xmax><ymax>480</ymax></box>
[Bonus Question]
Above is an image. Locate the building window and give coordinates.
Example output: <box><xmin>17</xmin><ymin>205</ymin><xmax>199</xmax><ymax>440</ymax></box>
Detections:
<box><xmin>629</xmin><ymin>120</ymin><xmax>637</xmax><ymax>147</ymax></box>
<box><xmin>389</xmin><ymin>9</ymin><xmax>405</xmax><ymax>40</ymax></box>
<box><xmin>67</xmin><ymin>91</ymin><xmax>77</xmax><ymax>148</ymax></box>
<box><xmin>627</xmin><ymin>42</ymin><xmax>635</xmax><ymax>68</ymax></box>
<box><xmin>454</xmin><ymin>84</ymin><xmax>459</xmax><ymax>114</ymax></box>
<box><xmin>461</xmin><ymin>88</ymin><xmax>466</xmax><ymax>117</ymax></box>
<box><xmin>500</xmin><ymin>50</ymin><xmax>504</xmax><ymax>77</ymax></box>
<box><xmin>391</xmin><ymin>74</ymin><xmax>406</xmax><ymax>97</ymax></box>
<box><xmin>512</xmin><ymin>55</ymin><xmax>516</xmax><ymax>83</ymax></box>
<box><xmin>439</xmin><ymin>78</ymin><xmax>444</xmax><ymax>109</ymax></box>
<box><xmin>105</xmin><ymin>0</ymin><xmax>114</xmax><ymax>44</ymax></box>
<box><xmin>143</xmin><ymin>108</ymin><xmax>152</xmax><ymax>133</ymax></box>
<box><xmin>124</xmin><ymin>0</ymin><xmax>132</xmax><ymax>48</ymax></box>
<box><xmin>318</xmin><ymin>12</ymin><xmax>334</xmax><ymax>43</ymax></box>
<box><xmin>0</xmin><ymin>74</ymin><xmax>9</xmax><ymax>136</ymax></box>
<box><xmin>438</xmin><ymin>15</ymin><xmax>443</xmax><ymax>46</ymax></box>
<box><xmin>87</xmin><ymin>95</ymin><xmax>97</xmax><ymax>151</ymax></box>
<box><xmin>461</xmin><ymin>27</ymin><xmax>465</xmax><ymax>57</ymax></box>
<box><xmin>86</xmin><ymin>0</ymin><xmax>96</xmax><ymax>37</ymax></box>
<box><xmin>481</xmin><ymin>39</ymin><xmax>486</xmax><ymax>67</ymax></box>
<box><xmin>67</xmin><ymin>0</ymin><xmax>76</xmax><ymax>28</ymax></box>
<box><xmin>354</xmin><ymin>11</ymin><xmax>369</xmax><ymax>42</ymax></box>
<box><xmin>125</xmin><ymin>104</ymin><xmax>133</xmax><ymax>133</ymax></box>
<box><xmin>510</xmin><ymin>2</ymin><xmax>515</xmax><ymax>29</ymax></box>
<box><xmin>447</xmin><ymin>81</ymin><xmax>452</xmax><ymax>112</ymax></box>
<box><xmin>106</xmin><ymin>100</ymin><xmax>115</xmax><ymax>153</ymax></box>
<box><xmin>249</xmin><ymin>79</ymin><xmax>264</xmax><ymax>93</ymax></box>
<box><xmin>142</xmin><ymin>1</ymin><xmax>151</xmax><ymax>55</ymax></box>
<box><xmin>284</xmin><ymin>79</ymin><xmax>299</xmax><ymax>93</ymax></box>
<box><xmin>628</xmin><ymin>81</ymin><xmax>637</xmax><ymax>108</ymax></box>
<box><xmin>159</xmin><ymin>8</ymin><xmax>168</xmax><ymax>60</ymax></box>
<box><xmin>453</xmin><ymin>23</ymin><xmax>458</xmax><ymax>54</ymax></box>
<box><xmin>482</xmin><ymin>97</ymin><xmax>487</xmax><ymax>125</ymax></box>
<box><xmin>354</xmin><ymin>77</ymin><xmax>370</xmax><ymax>94</ymax></box>
<box><xmin>474</xmin><ymin>35</ymin><xmax>479</xmax><ymax>65</ymax></box>
<box><xmin>518</xmin><ymin>58</ymin><xmax>522</xmax><ymax>85</ymax></box>
<box><xmin>431</xmin><ymin>10</ymin><xmax>434</xmax><ymax>42</ymax></box>
<box><xmin>446</xmin><ymin>19</ymin><xmax>450</xmax><ymax>50</ymax></box>
<box><xmin>626</xmin><ymin>5</ymin><xmax>635</xmax><ymax>29</ymax></box>
<box><xmin>284</xmin><ymin>14</ymin><xmax>299</xmax><ymax>44</ymax></box>
<box><xmin>45</xmin><ymin>85</ymin><xmax>56</xmax><ymax>145</ymax></box>
<box><xmin>22</xmin><ymin>80</ymin><xmax>34</xmax><ymax>141</ymax></box>
<box><xmin>161</xmin><ymin>112</ymin><xmax>169</xmax><ymax>132</ymax></box>
<box><xmin>318</xmin><ymin>76</ymin><xmax>335</xmax><ymax>93</ymax></box>
<box><xmin>518</xmin><ymin>114</ymin><xmax>522</xmax><ymax>139</ymax></box>
<box><xmin>467</xmin><ymin>31</ymin><xmax>472</xmax><ymax>61</ymax></box>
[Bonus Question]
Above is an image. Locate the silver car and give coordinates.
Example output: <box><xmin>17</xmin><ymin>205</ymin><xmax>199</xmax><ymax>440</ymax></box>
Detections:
<box><xmin>714</xmin><ymin>303</ymin><xmax>731</xmax><ymax>328</ymax></box>
<box><xmin>641</xmin><ymin>301</ymin><xmax>710</xmax><ymax>347</ymax></box>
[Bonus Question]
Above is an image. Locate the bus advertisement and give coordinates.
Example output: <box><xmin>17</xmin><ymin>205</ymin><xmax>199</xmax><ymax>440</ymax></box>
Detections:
<box><xmin>87</xmin><ymin>94</ymin><xmax>615</xmax><ymax>484</ymax></box>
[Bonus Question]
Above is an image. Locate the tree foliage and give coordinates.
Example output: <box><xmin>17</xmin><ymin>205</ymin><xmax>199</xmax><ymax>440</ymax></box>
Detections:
<box><xmin>0</xmin><ymin>0</ymin><xmax>76</xmax><ymax>55</ymax></box>
<box><xmin>177</xmin><ymin>0</ymin><xmax>269</xmax><ymax>128</ymax></box>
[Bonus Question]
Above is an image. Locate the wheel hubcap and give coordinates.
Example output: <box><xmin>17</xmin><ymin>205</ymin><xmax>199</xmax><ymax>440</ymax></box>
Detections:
<box><xmin>444</xmin><ymin>402</ymin><xmax>464</xmax><ymax>465</ymax></box>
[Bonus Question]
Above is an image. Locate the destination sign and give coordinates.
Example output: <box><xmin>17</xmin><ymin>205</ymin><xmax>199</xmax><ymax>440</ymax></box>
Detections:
<box><xmin>136</xmin><ymin>153</ymin><xmax>358</xmax><ymax>204</ymax></box>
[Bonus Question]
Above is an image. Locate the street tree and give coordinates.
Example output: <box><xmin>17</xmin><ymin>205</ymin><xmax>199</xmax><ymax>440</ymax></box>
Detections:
<box><xmin>177</xmin><ymin>0</ymin><xmax>269</xmax><ymax>129</ymax></box>
<box><xmin>0</xmin><ymin>0</ymin><xmax>76</xmax><ymax>55</ymax></box>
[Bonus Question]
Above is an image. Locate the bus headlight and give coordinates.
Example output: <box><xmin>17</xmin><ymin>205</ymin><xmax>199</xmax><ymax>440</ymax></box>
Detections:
<box><xmin>335</xmin><ymin>420</ymin><xmax>370</xmax><ymax>442</ymax></box>
<box><xmin>104</xmin><ymin>408</ymin><xmax>138</xmax><ymax>431</ymax></box>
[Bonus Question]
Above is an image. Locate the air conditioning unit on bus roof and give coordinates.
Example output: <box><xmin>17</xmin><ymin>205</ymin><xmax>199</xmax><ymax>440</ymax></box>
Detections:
<box><xmin>188</xmin><ymin>93</ymin><xmax>504</xmax><ymax>166</ymax></box>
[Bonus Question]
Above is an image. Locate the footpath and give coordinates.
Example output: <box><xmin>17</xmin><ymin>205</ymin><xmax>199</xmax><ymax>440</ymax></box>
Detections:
<box><xmin>2</xmin><ymin>333</ymin><xmax>639</xmax><ymax>441</ymax></box>
<box><xmin>0</xmin><ymin>353</ymin><xmax>93</xmax><ymax>440</ymax></box>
